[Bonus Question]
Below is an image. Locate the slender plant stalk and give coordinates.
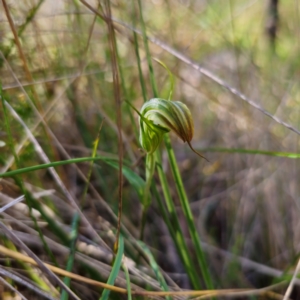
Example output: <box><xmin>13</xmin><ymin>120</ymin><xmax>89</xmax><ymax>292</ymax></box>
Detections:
<box><xmin>80</xmin><ymin>122</ymin><xmax>104</xmax><ymax>208</ymax></box>
<box><xmin>135</xmin><ymin>0</ymin><xmax>208</xmax><ymax>289</ymax></box>
<box><xmin>137</xmin><ymin>0</ymin><xmax>158</xmax><ymax>97</ymax></box>
<box><xmin>151</xmin><ymin>167</ymin><xmax>201</xmax><ymax>289</ymax></box>
<box><xmin>60</xmin><ymin>213</ymin><xmax>80</xmax><ymax>300</ymax></box>
<box><xmin>122</xmin><ymin>263</ymin><xmax>132</xmax><ymax>300</ymax></box>
<box><xmin>102</xmin><ymin>0</ymin><xmax>123</xmax><ymax>253</ymax></box>
<box><xmin>197</xmin><ymin>147</ymin><xmax>300</xmax><ymax>158</ymax></box>
<box><xmin>131</xmin><ymin>0</ymin><xmax>147</xmax><ymax>103</ymax></box>
<box><xmin>140</xmin><ymin>153</ymin><xmax>155</xmax><ymax>240</ymax></box>
<box><xmin>115</xmin><ymin>41</ymin><xmax>138</xmax><ymax>139</ymax></box>
<box><xmin>164</xmin><ymin>135</ymin><xmax>214</xmax><ymax>289</ymax></box>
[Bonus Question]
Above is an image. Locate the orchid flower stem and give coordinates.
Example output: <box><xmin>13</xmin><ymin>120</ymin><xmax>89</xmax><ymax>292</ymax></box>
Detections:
<box><xmin>144</xmin><ymin>153</ymin><xmax>155</xmax><ymax>207</ymax></box>
<box><xmin>154</xmin><ymin>148</ymin><xmax>201</xmax><ymax>289</ymax></box>
<box><xmin>140</xmin><ymin>153</ymin><xmax>155</xmax><ymax>240</ymax></box>
<box><xmin>164</xmin><ymin>134</ymin><xmax>214</xmax><ymax>289</ymax></box>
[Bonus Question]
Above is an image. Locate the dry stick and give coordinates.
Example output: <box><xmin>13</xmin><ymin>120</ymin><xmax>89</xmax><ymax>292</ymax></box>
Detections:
<box><xmin>0</xmin><ymin>275</ymin><xmax>29</xmax><ymax>300</ymax></box>
<box><xmin>283</xmin><ymin>258</ymin><xmax>300</xmax><ymax>300</ymax></box>
<box><xmin>0</xmin><ymin>223</ymin><xmax>80</xmax><ymax>300</ymax></box>
<box><xmin>0</xmin><ymin>242</ymin><xmax>290</xmax><ymax>299</ymax></box>
<box><xmin>0</xmin><ymin>195</ymin><xmax>25</xmax><ymax>213</ymax></box>
<box><xmin>79</xmin><ymin>0</ymin><xmax>300</xmax><ymax>137</ymax></box>
<box><xmin>3</xmin><ymin>225</ymin><xmax>160</xmax><ymax>291</ymax></box>
<box><xmin>0</xmin><ymin>268</ymin><xmax>57</xmax><ymax>300</ymax></box>
<box><xmin>103</xmin><ymin>0</ymin><xmax>124</xmax><ymax>252</ymax></box>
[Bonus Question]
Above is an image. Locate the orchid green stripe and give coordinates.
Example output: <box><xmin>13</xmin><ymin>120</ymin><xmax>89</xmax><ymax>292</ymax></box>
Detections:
<box><xmin>139</xmin><ymin>98</ymin><xmax>194</xmax><ymax>153</ymax></box>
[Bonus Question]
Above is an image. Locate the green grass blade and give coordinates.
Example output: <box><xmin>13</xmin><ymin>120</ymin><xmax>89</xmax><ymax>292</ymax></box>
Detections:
<box><xmin>105</xmin><ymin>160</ymin><xmax>146</xmax><ymax>200</ymax></box>
<box><xmin>80</xmin><ymin>124</ymin><xmax>103</xmax><ymax>208</ymax></box>
<box><xmin>60</xmin><ymin>212</ymin><xmax>80</xmax><ymax>300</ymax></box>
<box><xmin>133</xmin><ymin>31</ymin><xmax>147</xmax><ymax>103</ymax></box>
<box><xmin>137</xmin><ymin>0</ymin><xmax>158</xmax><ymax>98</ymax></box>
<box><xmin>100</xmin><ymin>235</ymin><xmax>124</xmax><ymax>300</ymax></box>
<box><xmin>153</xmin><ymin>58</ymin><xmax>175</xmax><ymax>101</ymax></box>
<box><xmin>122</xmin><ymin>263</ymin><xmax>132</xmax><ymax>300</ymax></box>
<box><xmin>116</xmin><ymin>41</ymin><xmax>139</xmax><ymax>139</ymax></box>
<box><xmin>199</xmin><ymin>147</ymin><xmax>300</xmax><ymax>158</ymax></box>
<box><xmin>131</xmin><ymin>0</ymin><xmax>147</xmax><ymax>103</ymax></box>
<box><xmin>138</xmin><ymin>241</ymin><xmax>171</xmax><ymax>300</ymax></box>
<box><xmin>0</xmin><ymin>156</ymin><xmax>146</xmax><ymax>203</ymax></box>
<box><xmin>154</xmin><ymin>151</ymin><xmax>201</xmax><ymax>289</ymax></box>
<box><xmin>164</xmin><ymin>135</ymin><xmax>214</xmax><ymax>289</ymax></box>
<box><xmin>0</xmin><ymin>156</ymin><xmax>121</xmax><ymax>178</ymax></box>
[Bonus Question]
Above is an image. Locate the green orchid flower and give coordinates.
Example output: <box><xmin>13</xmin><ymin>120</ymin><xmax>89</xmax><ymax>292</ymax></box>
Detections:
<box><xmin>134</xmin><ymin>97</ymin><xmax>206</xmax><ymax>240</ymax></box>
<box><xmin>139</xmin><ymin>98</ymin><xmax>205</xmax><ymax>158</ymax></box>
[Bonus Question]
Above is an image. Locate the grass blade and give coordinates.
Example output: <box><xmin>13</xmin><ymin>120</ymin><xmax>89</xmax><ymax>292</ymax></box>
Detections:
<box><xmin>100</xmin><ymin>235</ymin><xmax>124</xmax><ymax>300</ymax></box>
<box><xmin>60</xmin><ymin>212</ymin><xmax>80</xmax><ymax>300</ymax></box>
<box><xmin>199</xmin><ymin>147</ymin><xmax>300</xmax><ymax>158</ymax></box>
<box><xmin>122</xmin><ymin>263</ymin><xmax>132</xmax><ymax>300</ymax></box>
<box><xmin>154</xmin><ymin>151</ymin><xmax>201</xmax><ymax>289</ymax></box>
<box><xmin>138</xmin><ymin>241</ymin><xmax>171</xmax><ymax>300</ymax></box>
<box><xmin>164</xmin><ymin>135</ymin><xmax>214</xmax><ymax>289</ymax></box>
<box><xmin>137</xmin><ymin>0</ymin><xmax>158</xmax><ymax>97</ymax></box>
<box><xmin>0</xmin><ymin>156</ymin><xmax>122</xmax><ymax>178</ymax></box>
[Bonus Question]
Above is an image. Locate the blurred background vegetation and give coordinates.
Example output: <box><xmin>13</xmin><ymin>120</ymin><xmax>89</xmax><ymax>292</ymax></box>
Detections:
<box><xmin>1</xmin><ymin>0</ymin><xmax>300</xmax><ymax>299</ymax></box>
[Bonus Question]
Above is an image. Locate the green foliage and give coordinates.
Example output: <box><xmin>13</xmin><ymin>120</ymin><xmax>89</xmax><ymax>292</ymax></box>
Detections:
<box><xmin>1</xmin><ymin>0</ymin><xmax>300</xmax><ymax>299</ymax></box>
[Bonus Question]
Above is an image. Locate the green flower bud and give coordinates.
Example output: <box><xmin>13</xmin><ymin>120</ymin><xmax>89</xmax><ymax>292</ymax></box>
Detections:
<box><xmin>139</xmin><ymin>98</ymin><xmax>194</xmax><ymax>154</ymax></box>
